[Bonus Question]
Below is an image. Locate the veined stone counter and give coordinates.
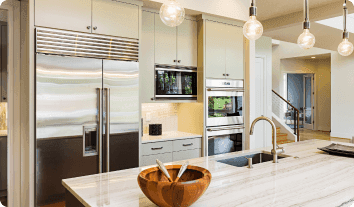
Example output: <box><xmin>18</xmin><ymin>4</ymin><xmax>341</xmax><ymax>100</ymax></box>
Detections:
<box><xmin>62</xmin><ymin>140</ymin><xmax>354</xmax><ymax>207</ymax></box>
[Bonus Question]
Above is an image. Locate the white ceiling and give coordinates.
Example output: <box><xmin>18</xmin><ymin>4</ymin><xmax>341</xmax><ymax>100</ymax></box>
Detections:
<box><xmin>316</xmin><ymin>14</ymin><xmax>354</xmax><ymax>33</ymax></box>
<box><xmin>257</xmin><ymin>0</ymin><xmax>343</xmax><ymax>20</ymax></box>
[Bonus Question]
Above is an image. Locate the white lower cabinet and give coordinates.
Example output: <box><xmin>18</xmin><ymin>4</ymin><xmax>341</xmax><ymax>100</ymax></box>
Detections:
<box><xmin>141</xmin><ymin>137</ymin><xmax>202</xmax><ymax>166</ymax></box>
<box><xmin>173</xmin><ymin>149</ymin><xmax>201</xmax><ymax>162</ymax></box>
<box><xmin>141</xmin><ymin>152</ymin><xmax>173</xmax><ymax>166</ymax></box>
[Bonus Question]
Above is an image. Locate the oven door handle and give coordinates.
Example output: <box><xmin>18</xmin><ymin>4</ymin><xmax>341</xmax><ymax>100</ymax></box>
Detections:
<box><xmin>207</xmin><ymin>88</ymin><xmax>244</xmax><ymax>92</ymax></box>
<box><xmin>207</xmin><ymin>126</ymin><xmax>244</xmax><ymax>132</ymax></box>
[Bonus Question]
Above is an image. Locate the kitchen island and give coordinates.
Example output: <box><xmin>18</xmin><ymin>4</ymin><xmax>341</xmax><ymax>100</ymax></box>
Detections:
<box><xmin>62</xmin><ymin>140</ymin><xmax>354</xmax><ymax>206</ymax></box>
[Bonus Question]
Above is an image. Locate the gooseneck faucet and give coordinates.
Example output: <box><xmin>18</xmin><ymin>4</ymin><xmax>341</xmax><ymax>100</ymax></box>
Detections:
<box><xmin>250</xmin><ymin>116</ymin><xmax>285</xmax><ymax>163</ymax></box>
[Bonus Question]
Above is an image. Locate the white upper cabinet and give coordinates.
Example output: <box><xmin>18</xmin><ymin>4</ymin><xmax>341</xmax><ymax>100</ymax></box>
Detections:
<box><xmin>155</xmin><ymin>14</ymin><xmax>197</xmax><ymax>67</ymax></box>
<box><xmin>154</xmin><ymin>14</ymin><xmax>177</xmax><ymax>65</ymax></box>
<box><xmin>92</xmin><ymin>0</ymin><xmax>139</xmax><ymax>39</ymax></box>
<box><xmin>205</xmin><ymin>20</ymin><xmax>243</xmax><ymax>80</ymax></box>
<box><xmin>177</xmin><ymin>19</ymin><xmax>197</xmax><ymax>67</ymax></box>
<box><xmin>225</xmin><ymin>24</ymin><xmax>244</xmax><ymax>80</ymax></box>
<box><xmin>35</xmin><ymin>0</ymin><xmax>140</xmax><ymax>39</ymax></box>
<box><xmin>205</xmin><ymin>20</ymin><xmax>226</xmax><ymax>79</ymax></box>
<box><xmin>35</xmin><ymin>0</ymin><xmax>92</xmax><ymax>33</ymax></box>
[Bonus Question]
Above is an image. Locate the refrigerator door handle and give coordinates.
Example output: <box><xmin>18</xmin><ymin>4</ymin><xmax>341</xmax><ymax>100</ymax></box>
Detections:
<box><xmin>105</xmin><ymin>88</ymin><xmax>110</xmax><ymax>172</ymax></box>
<box><xmin>98</xmin><ymin>88</ymin><xmax>103</xmax><ymax>174</ymax></box>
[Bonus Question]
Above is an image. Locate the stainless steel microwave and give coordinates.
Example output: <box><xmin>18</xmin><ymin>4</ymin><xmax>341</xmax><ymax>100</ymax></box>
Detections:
<box><xmin>154</xmin><ymin>65</ymin><xmax>197</xmax><ymax>99</ymax></box>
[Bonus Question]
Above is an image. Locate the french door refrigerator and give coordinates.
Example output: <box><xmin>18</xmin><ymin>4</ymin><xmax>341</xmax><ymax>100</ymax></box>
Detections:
<box><xmin>35</xmin><ymin>28</ymin><xmax>139</xmax><ymax>206</ymax></box>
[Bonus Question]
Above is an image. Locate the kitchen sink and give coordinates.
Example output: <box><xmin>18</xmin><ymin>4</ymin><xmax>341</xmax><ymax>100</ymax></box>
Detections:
<box><xmin>217</xmin><ymin>152</ymin><xmax>286</xmax><ymax>167</ymax></box>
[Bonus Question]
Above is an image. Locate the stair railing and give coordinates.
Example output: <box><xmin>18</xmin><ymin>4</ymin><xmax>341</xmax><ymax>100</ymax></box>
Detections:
<box><xmin>272</xmin><ymin>90</ymin><xmax>300</xmax><ymax>142</ymax></box>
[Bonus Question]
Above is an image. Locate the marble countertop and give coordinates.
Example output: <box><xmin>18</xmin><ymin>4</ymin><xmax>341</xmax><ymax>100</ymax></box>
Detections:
<box><xmin>62</xmin><ymin>140</ymin><xmax>354</xmax><ymax>207</ymax></box>
<box><xmin>142</xmin><ymin>131</ymin><xmax>202</xmax><ymax>143</ymax></box>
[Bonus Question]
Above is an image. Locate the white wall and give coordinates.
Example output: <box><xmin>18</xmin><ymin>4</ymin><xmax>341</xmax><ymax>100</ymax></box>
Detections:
<box><xmin>331</xmin><ymin>52</ymin><xmax>354</xmax><ymax>139</ymax></box>
<box><xmin>247</xmin><ymin>36</ymin><xmax>272</xmax><ymax>149</ymax></box>
<box><xmin>146</xmin><ymin>0</ymin><xmax>249</xmax><ymax>22</ymax></box>
<box><xmin>279</xmin><ymin>58</ymin><xmax>331</xmax><ymax>131</ymax></box>
<box><xmin>272</xmin><ymin>40</ymin><xmax>332</xmax><ymax>93</ymax></box>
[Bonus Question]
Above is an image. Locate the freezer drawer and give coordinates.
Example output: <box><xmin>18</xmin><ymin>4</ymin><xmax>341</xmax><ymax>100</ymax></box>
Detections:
<box><xmin>107</xmin><ymin>132</ymin><xmax>139</xmax><ymax>172</ymax></box>
<box><xmin>0</xmin><ymin>136</ymin><xmax>6</xmax><ymax>191</ymax></box>
<box><xmin>36</xmin><ymin>137</ymin><xmax>99</xmax><ymax>206</ymax></box>
<box><xmin>141</xmin><ymin>152</ymin><xmax>173</xmax><ymax>166</ymax></box>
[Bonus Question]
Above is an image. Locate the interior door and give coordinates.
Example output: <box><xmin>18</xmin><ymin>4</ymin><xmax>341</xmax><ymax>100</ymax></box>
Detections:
<box><xmin>303</xmin><ymin>74</ymin><xmax>314</xmax><ymax>129</ymax></box>
<box><xmin>103</xmin><ymin>60</ymin><xmax>139</xmax><ymax>172</ymax></box>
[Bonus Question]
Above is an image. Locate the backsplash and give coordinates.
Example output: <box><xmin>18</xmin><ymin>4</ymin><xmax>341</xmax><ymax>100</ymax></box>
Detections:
<box><xmin>142</xmin><ymin>103</ymin><xmax>178</xmax><ymax>134</ymax></box>
<box><xmin>0</xmin><ymin>103</ymin><xmax>7</xmax><ymax>130</ymax></box>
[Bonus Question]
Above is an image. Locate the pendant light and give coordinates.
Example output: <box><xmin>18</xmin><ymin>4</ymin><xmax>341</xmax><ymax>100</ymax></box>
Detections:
<box><xmin>243</xmin><ymin>0</ymin><xmax>263</xmax><ymax>40</ymax></box>
<box><xmin>297</xmin><ymin>0</ymin><xmax>316</xmax><ymax>49</ymax></box>
<box><xmin>338</xmin><ymin>0</ymin><xmax>354</xmax><ymax>56</ymax></box>
<box><xmin>159</xmin><ymin>0</ymin><xmax>185</xmax><ymax>27</ymax></box>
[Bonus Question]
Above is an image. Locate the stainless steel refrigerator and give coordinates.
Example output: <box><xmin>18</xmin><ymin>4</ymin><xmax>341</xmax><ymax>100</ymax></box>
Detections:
<box><xmin>35</xmin><ymin>28</ymin><xmax>140</xmax><ymax>206</ymax></box>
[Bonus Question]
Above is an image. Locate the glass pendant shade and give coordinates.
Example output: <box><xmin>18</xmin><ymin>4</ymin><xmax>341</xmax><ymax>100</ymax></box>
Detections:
<box><xmin>338</xmin><ymin>38</ymin><xmax>354</xmax><ymax>56</ymax></box>
<box><xmin>159</xmin><ymin>0</ymin><xmax>185</xmax><ymax>27</ymax></box>
<box><xmin>297</xmin><ymin>29</ymin><xmax>316</xmax><ymax>49</ymax></box>
<box><xmin>243</xmin><ymin>16</ymin><xmax>263</xmax><ymax>40</ymax></box>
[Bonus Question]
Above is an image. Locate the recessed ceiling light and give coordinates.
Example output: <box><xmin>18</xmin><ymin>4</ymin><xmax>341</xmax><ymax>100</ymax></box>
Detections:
<box><xmin>311</xmin><ymin>57</ymin><xmax>316</xmax><ymax>59</ymax></box>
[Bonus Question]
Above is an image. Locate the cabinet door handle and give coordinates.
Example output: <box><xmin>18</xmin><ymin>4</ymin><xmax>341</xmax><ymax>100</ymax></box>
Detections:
<box><xmin>87</xmin><ymin>26</ymin><xmax>91</xmax><ymax>30</ymax></box>
<box><xmin>178</xmin><ymin>60</ymin><xmax>181</xmax><ymax>63</ymax></box>
<box><xmin>173</xmin><ymin>60</ymin><xmax>177</xmax><ymax>63</ymax></box>
<box><xmin>93</xmin><ymin>26</ymin><xmax>97</xmax><ymax>30</ymax></box>
<box><xmin>151</xmin><ymin>147</ymin><xmax>163</xmax><ymax>150</ymax></box>
<box><xmin>183</xmin><ymin>143</ymin><xmax>193</xmax><ymax>147</ymax></box>
<box><xmin>226</xmin><ymin>74</ymin><xmax>229</xmax><ymax>76</ymax></box>
<box><xmin>223</xmin><ymin>74</ymin><xmax>225</xmax><ymax>76</ymax></box>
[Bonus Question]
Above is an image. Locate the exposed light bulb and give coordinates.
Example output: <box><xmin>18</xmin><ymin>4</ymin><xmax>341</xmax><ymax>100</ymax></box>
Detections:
<box><xmin>338</xmin><ymin>1</ymin><xmax>353</xmax><ymax>56</ymax></box>
<box><xmin>0</xmin><ymin>0</ymin><xmax>4</xmax><ymax>5</ymax></box>
<box><xmin>243</xmin><ymin>0</ymin><xmax>263</xmax><ymax>41</ymax></box>
<box><xmin>297</xmin><ymin>29</ymin><xmax>316</xmax><ymax>49</ymax></box>
<box><xmin>243</xmin><ymin>16</ymin><xmax>263</xmax><ymax>40</ymax></box>
<box><xmin>338</xmin><ymin>38</ymin><xmax>354</xmax><ymax>56</ymax></box>
<box><xmin>159</xmin><ymin>0</ymin><xmax>185</xmax><ymax>27</ymax></box>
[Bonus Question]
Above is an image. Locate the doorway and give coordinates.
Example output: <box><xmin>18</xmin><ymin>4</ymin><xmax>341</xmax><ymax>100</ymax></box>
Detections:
<box><xmin>286</xmin><ymin>73</ymin><xmax>315</xmax><ymax>130</ymax></box>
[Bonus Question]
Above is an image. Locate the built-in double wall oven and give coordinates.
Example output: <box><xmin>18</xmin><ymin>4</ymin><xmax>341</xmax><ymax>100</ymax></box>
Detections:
<box><xmin>205</xmin><ymin>79</ymin><xmax>244</xmax><ymax>156</ymax></box>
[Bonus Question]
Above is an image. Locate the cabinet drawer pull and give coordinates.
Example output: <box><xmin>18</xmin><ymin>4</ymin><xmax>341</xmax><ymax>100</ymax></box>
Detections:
<box><xmin>183</xmin><ymin>143</ymin><xmax>193</xmax><ymax>147</ymax></box>
<box><xmin>87</xmin><ymin>26</ymin><xmax>91</xmax><ymax>30</ymax></box>
<box><xmin>226</xmin><ymin>74</ymin><xmax>229</xmax><ymax>76</ymax></box>
<box><xmin>173</xmin><ymin>60</ymin><xmax>177</xmax><ymax>63</ymax></box>
<box><xmin>151</xmin><ymin>147</ymin><xmax>163</xmax><ymax>150</ymax></box>
<box><xmin>93</xmin><ymin>26</ymin><xmax>97</xmax><ymax>30</ymax></box>
<box><xmin>178</xmin><ymin>60</ymin><xmax>181</xmax><ymax>63</ymax></box>
<box><xmin>223</xmin><ymin>74</ymin><xmax>225</xmax><ymax>76</ymax></box>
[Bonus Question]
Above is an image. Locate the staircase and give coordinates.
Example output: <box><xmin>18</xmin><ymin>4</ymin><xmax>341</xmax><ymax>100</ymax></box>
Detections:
<box><xmin>273</xmin><ymin>127</ymin><xmax>295</xmax><ymax>145</ymax></box>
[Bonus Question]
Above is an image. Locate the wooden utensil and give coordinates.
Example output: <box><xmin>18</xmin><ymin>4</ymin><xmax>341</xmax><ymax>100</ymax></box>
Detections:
<box><xmin>156</xmin><ymin>159</ymin><xmax>172</xmax><ymax>182</ymax></box>
<box><xmin>175</xmin><ymin>161</ymin><xmax>189</xmax><ymax>182</ymax></box>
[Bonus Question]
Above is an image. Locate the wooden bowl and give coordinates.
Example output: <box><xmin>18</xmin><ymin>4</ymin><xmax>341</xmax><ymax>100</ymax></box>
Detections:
<box><xmin>138</xmin><ymin>165</ymin><xmax>212</xmax><ymax>207</ymax></box>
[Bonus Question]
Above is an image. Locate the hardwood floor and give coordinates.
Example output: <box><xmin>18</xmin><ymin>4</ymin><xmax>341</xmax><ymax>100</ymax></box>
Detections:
<box><xmin>299</xmin><ymin>128</ymin><xmax>352</xmax><ymax>143</ymax></box>
<box><xmin>41</xmin><ymin>201</ymin><xmax>65</xmax><ymax>207</ymax></box>
<box><xmin>299</xmin><ymin>129</ymin><xmax>331</xmax><ymax>141</ymax></box>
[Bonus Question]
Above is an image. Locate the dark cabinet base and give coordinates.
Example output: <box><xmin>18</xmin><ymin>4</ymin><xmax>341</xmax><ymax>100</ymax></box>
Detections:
<box><xmin>65</xmin><ymin>189</ymin><xmax>85</xmax><ymax>207</ymax></box>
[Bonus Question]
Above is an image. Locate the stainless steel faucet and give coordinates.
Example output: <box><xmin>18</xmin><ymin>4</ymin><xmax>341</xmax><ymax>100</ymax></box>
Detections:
<box><xmin>250</xmin><ymin>116</ymin><xmax>285</xmax><ymax>163</ymax></box>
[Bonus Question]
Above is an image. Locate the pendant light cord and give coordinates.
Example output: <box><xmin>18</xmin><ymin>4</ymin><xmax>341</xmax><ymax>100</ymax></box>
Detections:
<box><xmin>344</xmin><ymin>0</ymin><xmax>348</xmax><ymax>33</ymax></box>
<box><xmin>304</xmin><ymin>0</ymin><xmax>309</xmax><ymax>22</ymax></box>
<box><xmin>251</xmin><ymin>0</ymin><xmax>255</xmax><ymax>7</ymax></box>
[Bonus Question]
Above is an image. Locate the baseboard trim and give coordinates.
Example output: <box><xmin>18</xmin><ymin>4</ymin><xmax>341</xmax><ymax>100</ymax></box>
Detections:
<box><xmin>330</xmin><ymin>132</ymin><xmax>353</xmax><ymax>139</ymax></box>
